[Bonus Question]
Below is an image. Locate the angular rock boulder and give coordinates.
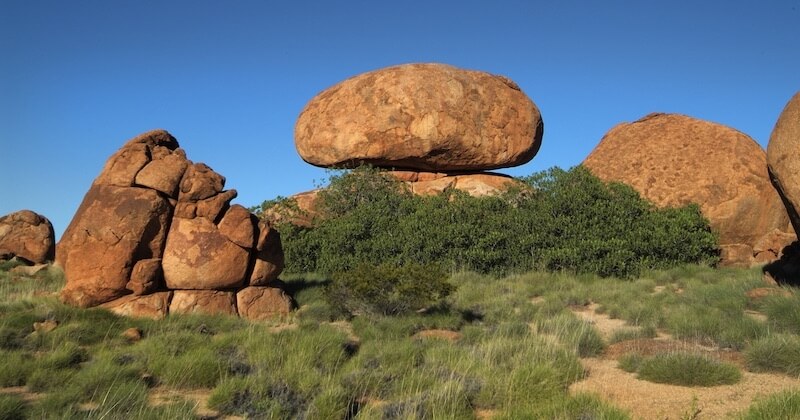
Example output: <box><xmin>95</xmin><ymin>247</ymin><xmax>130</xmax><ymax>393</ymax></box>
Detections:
<box><xmin>170</xmin><ymin>290</ymin><xmax>237</xmax><ymax>316</ymax></box>
<box><xmin>767</xmin><ymin>92</ymin><xmax>800</xmax><ymax>235</ymax></box>
<box><xmin>584</xmin><ymin>113</ymin><xmax>793</xmax><ymax>266</ymax></box>
<box><xmin>249</xmin><ymin>221</ymin><xmax>285</xmax><ymax>286</ymax></box>
<box><xmin>59</xmin><ymin>185</ymin><xmax>171</xmax><ymax>307</ymax></box>
<box><xmin>101</xmin><ymin>291</ymin><xmax>172</xmax><ymax>319</ymax></box>
<box><xmin>126</xmin><ymin>258</ymin><xmax>163</xmax><ymax>296</ymax></box>
<box><xmin>295</xmin><ymin>63</ymin><xmax>543</xmax><ymax>172</ymax></box>
<box><xmin>0</xmin><ymin>210</ymin><xmax>55</xmax><ymax>264</ymax></box>
<box><xmin>237</xmin><ymin>286</ymin><xmax>294</xmax><ymax>321</ymax></box>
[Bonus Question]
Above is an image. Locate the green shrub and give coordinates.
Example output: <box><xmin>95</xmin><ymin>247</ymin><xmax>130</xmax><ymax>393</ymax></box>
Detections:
<box><xmin>745</xmin><ymin>335</ymin><xmax>800</xmax><ymax>376</ymax></box>
<box><xmin>325</xmin><ymin>262</ymin><xmax>454</xmax><ymax>316</ymax></box>
<box><xmin>622</xmin><ymin>352</ymin><xmax>741</xmax><ymax>386</ymax></box>
<box><xmin>740</xmin><ymin>390</ymin><xmax>800</xmax><ymax>419</ymax></box>
<box><xmin>267</xmin><ymin>165</ymin><xmax>719</xmax><ymax>278</ymax></box>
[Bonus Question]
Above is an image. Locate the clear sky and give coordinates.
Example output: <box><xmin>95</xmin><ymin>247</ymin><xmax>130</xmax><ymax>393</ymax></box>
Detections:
<box><xmin>1</xmin><ymin>0</ymin><xmax>798</xmax><ymax>239</ymax></box>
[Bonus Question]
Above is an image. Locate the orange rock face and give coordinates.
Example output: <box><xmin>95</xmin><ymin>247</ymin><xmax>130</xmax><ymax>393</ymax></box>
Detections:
<box><xmin>388</xmin><ymin>171</ymin><xmax>524</xmax><ymax>197</ymax></box>
<box><xmin>101</xmin><ymin>291</ymin><xmax>172</xmax><ymax>320</ymax></box>
<box><xmin>583</xmin><ymin>113</ymin><xmax>793</xmax><ymax>266</ymax></box>
<box><xmin>249</xmin><ymin>221</ymin><xmax>285</xmax><ymax>286</ymax></box>
<box><xmin>237</xmin><ymin>286</ymin><xmax>294</xmax><ymax>321</ymax></box>
<box><xmin>0</xmin><ymin>210</ymin><xmax>55</xmax><ymax>264</ymax></box>
<box><xmin>767</xmin><ymin>92</ymin><xmax>800</xmax><ymax>236</ymax></box>
<box><xmin>58</xmin><ymin>185</ymin><xmax>172</xmax><ymax>307</ymax></box>
<box><xmin>58</xmin><ymin>129</ymin><xmax>289</xmax><ymax>317</ymax></box>
<box><xmin>169</xmin><ymin>290</ymin><xmax>237</xmax><ymax>316</ymax></box>
<box><xmin>162</xmin><ymin>217</ymin><xmax>250</xmax><ymax>290</ymax></box>
<box><xmin>295</xmin><ymin>63</ymin><xmax>543</xmax><ymax>172</ymax></box>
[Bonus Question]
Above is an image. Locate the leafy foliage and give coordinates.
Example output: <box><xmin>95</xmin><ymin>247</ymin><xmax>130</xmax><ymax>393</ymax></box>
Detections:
<box><xmin>267</xmin><ymin>165</ymin><xmax>719</xmax><ymax>278</ymax></box>
<box><xmin>325</xmin><ymin>262</ymin><xmax>454</xmax><ymax>316</ymax></box>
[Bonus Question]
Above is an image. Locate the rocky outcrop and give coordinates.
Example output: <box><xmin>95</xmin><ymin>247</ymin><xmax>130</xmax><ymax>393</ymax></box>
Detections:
<box><xmin>58</xmin><ymin>129</ymin><xmax>290</xmax><ymax>319</ymax></box>
<box><xmin>0</xmin><ymin>210</ymin><xmax>55</xmax><ymax>264</ymax></box>
<box><xmin>767</xmin><ymin>92</ymin><xmax>800</xmax><ymax>234</ymax></box>
<box><xmin>584</xmin><ymin>113</ymin><xmax>793</xmax><ymax>267</ymax></box>
<box><xmin>385</xmin><ymin>171</ymin><xmax>525</xmax><ymax>197</ymax></box>
<box><xmin>763</xmin><ymin>92</ymin><xmax>800</xmax><ymax>284</ymax></box>
<box><xmin>295</xmin><ymin>63</ymin><xmax>543</xmax><ymax>172</ymax></box>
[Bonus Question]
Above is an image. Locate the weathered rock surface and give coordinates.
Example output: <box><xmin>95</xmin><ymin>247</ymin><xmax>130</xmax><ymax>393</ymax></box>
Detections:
<box><xmin>179</xmin><ymin>163</ymin><xmax>225</xmax><ymax>202</ymax></box>
<box><xmin>58</xmin><ymin>129</ymin><xmax>289</xmax><ymax>318</ymax></box>
<box><xmin>170</xmin><ymin>290</ymin><xmax>237</xmax><ymax>316</ymax></box>
<box><xmin>767</xmin><ymin>92</ymin><xmax>800</xmax><ymax>236</ymax></box>
<box><xmin>583</xmin><ymin>113</ymin><xmax>793</xmax><ymax>266</ymax></box>
<box><xmin>393</xmin><ymin>172</ymin><xmax>524</xmax><ymax>197</ymax></box>
<box><xmin>101</xmin><ymin>291</ymin><xmax>172</xmax><ymax>319</ymax></box>
<box><xmin>162</xmin><ymin>217</ymin><xmax>250</xmax><ymax>290</ymax></box>
<box><xmin>295</xmin><ymin>63</ymin><xmax>543</xmax><ymax>172</ymax></box>
<box><xmin>218</xmin><ymin>205</ymin><xmax>256</xmax><ymax>249</ymax></box>
<box><xmin>58</xmin><ymin>185</ymin><xmax>171</xmax><ymax>307</ymax></box>
<box><xmin>0</xmin><ymin>210</ymin><xmax>55</xmax><ymax>264</ymax></box>
<box><xmin>196</xmin><ymin>189</ymin><xmax>238</xmax><ymax>222</ymax></box>
<box><xmin>126</xmin><ymin>258</ymin><xmax>163</xmax><ymax>296</ymax></box>
<box><xmin>237</xmin><ymin>286</ymin><xmax>294</xmax><ymax>321</ymax></box>
<box><xmin>134</xmin><ymin>150</ymin><xmax>189</xmax><ymax>197</ymax></box>
<box><xmin>249</xmin><ymin>221</ymin><xmax>284</xmax><ymax>286</ymax></box>
<box><xmin>263</xmin><ymin>190</ymin><xmax>322</xmax><ymax>228</ymax></box>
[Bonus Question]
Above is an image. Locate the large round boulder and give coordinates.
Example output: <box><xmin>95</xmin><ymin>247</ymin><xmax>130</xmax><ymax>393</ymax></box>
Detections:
<box><xmin>295</xmin><ymin>63</ymin><xmax>543</xmax><ymax>172</ymax></box>
<box><xmin>0</xmin><ymin>210</ymin><xmax>55</xmax><ymax>264</ymax></box>
<box><xmin>583</xmin><ymin>113</ymin><xmax>793</xmax><ymax>266</ymax></box>
<box><xmin>161</xmin><ymin>217</ymin><xmax>250</xmax><ymax>290</ymax></box>
<box><xmin>767</xmin><ymin>92</ymin><xmax>800</xmax><ymax>235</ymax></box>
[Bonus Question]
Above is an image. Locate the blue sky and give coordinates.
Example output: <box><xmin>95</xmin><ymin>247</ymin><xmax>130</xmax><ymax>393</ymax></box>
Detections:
<box><xmin>1</xmin><ymin>0</ymin><xmax>798</xmax><ymax>238</ymax></box>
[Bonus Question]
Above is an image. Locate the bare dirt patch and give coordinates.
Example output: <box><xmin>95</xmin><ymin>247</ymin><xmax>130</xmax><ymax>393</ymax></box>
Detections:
<box><xmin>148</xmin><ymin>387</ymin><xmax>244</xmax><ymax>420</ymax></box>
<box><xmin>565</xmin><ymin>302</ymin><xmax>800</xmax><ymax>418</ymax></box>
<box><xmin>570</xmin><ymin>302</ymin><xmax>629</xmax><ymax>341</ymax></box>
<box><xmin>570</xmin><ymin>357</ymin><xmax>800</xmax><ymax>419</ymax></box>
<box><xmin>0</xmin><ymin>386</ymin><xmax>42</xmax><ymax>402</ymax></box>
<box><xmin>604</xmin><ymin>338</ymin><xmax>744</xmax><ymax>366</ymax></box>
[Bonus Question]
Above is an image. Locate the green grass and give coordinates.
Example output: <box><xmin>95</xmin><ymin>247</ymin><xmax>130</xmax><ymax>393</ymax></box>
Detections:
<box><xmin>739</xmin><ymin>390</ymin><xmax>800</xmax><ymax>419</ymax></box>
<box><xmin>618</xmin><ymin>352</ymin><xmax>741</xmax><ymax>386</ymax></box>
<box><xmin>609</xmin><ymin>326</ymin><xmax>658</xmax><ymax>344</ymax></box>
<box><xmin>761</xmin><ymin>293</ymin><xmax>800</xmax><ymax>335</ymax></box>
<box><xmin>745</xmin><ymin>334</ymin><xmax>800</xmax><ymax>377</ymax></box>
<box><xmin>0</xmin><ymin>393</ymin><xmax>27</xmax><ymax>420</ymax></box>
<box><xmin>2</xmin><ymin>263</ymin><xmax>799</xmax><ymax>418</ymax></box>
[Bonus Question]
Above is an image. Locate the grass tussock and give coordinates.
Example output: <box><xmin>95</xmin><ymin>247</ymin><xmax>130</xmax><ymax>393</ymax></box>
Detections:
<box><xmin>745</xmin><ymin>334</ymin><xmax>800</xmax><ymax>377</ymax></box>
<box><xmin>618</xmin><ymin>352</ymin><xmax>741</xmax><ymax>386</ymax></box>
<box><xmin>739</xmin><ymin>390</ymin><xmax>800</xmax><ymax>419</ymax></box>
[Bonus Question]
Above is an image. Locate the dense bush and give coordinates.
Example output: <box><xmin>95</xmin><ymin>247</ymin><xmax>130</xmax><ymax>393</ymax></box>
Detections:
<box><xmin>263</xmin><ymin>165</ymin><xmax>719</xmax><ymax>278</ymax></box>
<box><xmin>325</xmin><ymin>263</ymin><xmax>454</xmax><ymax>316</ymax></box>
